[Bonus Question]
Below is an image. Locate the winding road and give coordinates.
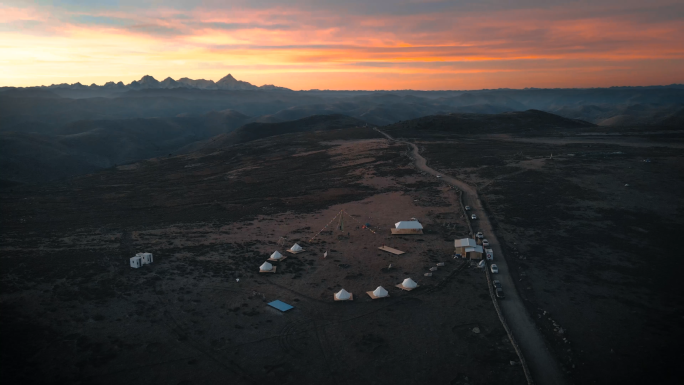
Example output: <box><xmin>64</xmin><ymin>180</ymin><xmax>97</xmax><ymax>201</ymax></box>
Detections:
<box><xmin>375</xmin><ymin>128</ymin><xmax>566</xmax><ymax>385</ymax></box>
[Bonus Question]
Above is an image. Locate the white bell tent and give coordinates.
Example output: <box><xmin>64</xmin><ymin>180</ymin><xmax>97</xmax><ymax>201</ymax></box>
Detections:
<box><xmin>334</xmin><ymin>288</ymin><xmax>352</xmax><ymax>301</ymax></box>
<box><xmin>401</xmin><ymin>278</ymin><xmax>418</xmax><ymax>289</ymax></box>
<box><xmin>372</xmin><ymin>286</ymin><xmax>388</xmax><ymax>298</ymax></box>
<box><xmin>259</xmin><ymin>261</ymin><xmax>274</xmax><ymax>272</ymax></box>
<box><xmin>269</xmin><ymin>250</ymin><xmax>284</xmax><ymax>261</ymax></box>
<box><xmin>394</xmin><ymin>221</ymin><xmax>423</xmax><ymax>230</ymax></box>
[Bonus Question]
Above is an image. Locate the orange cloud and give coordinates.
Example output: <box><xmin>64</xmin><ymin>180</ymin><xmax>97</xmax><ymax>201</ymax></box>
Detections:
<box><xmin>0</xmin><ymin>1</ymin><xmax>683</xmax><ymax>89</ymax></box>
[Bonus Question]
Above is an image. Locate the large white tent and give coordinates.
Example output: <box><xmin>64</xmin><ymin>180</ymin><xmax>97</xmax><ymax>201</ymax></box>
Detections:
<box><xmin>335</xmin><ymin>289</ymin><xmax>352</xmax><ymax>301</ymax></box>
<box><xmin>394</xmin><ymin>221</ymin><xmax>423</xmax><ymax>230</ymax></box>
<box><xmin>290</xmin><ymin>243</ymin><xmax>303</xmax><ymax>252</ymax></box>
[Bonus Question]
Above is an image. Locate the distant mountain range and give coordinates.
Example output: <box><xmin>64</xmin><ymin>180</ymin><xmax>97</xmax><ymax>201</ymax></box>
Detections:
<box><xmin>40</xmin><ymin>74</ymin><xmax>291</xmax><ymax>91</ymax></box>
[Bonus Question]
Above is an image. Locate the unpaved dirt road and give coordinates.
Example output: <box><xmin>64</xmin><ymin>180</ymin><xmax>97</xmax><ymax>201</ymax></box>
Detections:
<box><xmin>375</xmin><ymin>128</ymin><xmax>567</xmax><ymax>385</ymax></box>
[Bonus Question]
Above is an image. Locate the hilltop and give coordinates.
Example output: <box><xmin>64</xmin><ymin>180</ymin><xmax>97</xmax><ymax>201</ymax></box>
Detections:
<box><xmin>383</xmin><ymin>109</ymin><xmax>594</xmax><ymax>138</ymax></box>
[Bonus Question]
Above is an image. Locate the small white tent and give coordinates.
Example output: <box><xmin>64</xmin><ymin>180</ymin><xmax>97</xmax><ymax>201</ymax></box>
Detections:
<box><xmin>130</xmin><ymin>256</ymin><xmax>142</xmax><ymax>268</ymax></box>
<box><xmin>335</xmin><ymin>289</ymin><xmax>352</xmax><ymax>301</ymax></box>
<box><xmin>401</xmin><ymin>278</ymin><xmax>418</xmax><ymax>289</ymax></box>
<box><xmin>373</xmin><ymin>286</ymin><xmax>389</xmax><ymax>298</ymax></box>
<box><xmin>290</xmin><ymin>243</ymin><xmax>303</xmax><ymax>252</ymax></box>
<box><xmin>394</xmin><ymin>221</ymin><xmax>423</xmax><ymax>230</ymax></box>
<box><xmin>259</xmin><ymin>261</ymin><xmax>274</xmax><ymax>272</ymax></box>
<box><xmin>270</xmin><ymin>251</ymin><xmax>284</xmax><ymax>260</ymax></box>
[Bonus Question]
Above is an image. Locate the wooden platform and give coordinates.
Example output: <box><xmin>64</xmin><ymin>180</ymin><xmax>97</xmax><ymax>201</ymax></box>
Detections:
<box><xmin>378</xmin><ymin>246</ymin><xmax>405</xmax><ymax>255</ymax></box>
<box><xmin>267</xmin><ymin>256</ymin><xmax>288</xmax><ymax>262</ymax></box>
<box><xmin>286</xmin><ymin>249</ymin><xmax>305</xmax><ymax>254</ymax></box>
<box><xmin>259</xmin><ymin>267</ymin><xmax>277</xmax><ymax>273</ymax></box>
<box><xmin>366</xmin><ymin>291</ymin><xmax>390</xmax><ymax>300</ymax></box>
<box><xmin>391</xmin><ymin>229</ymin><xmax>423</xmax><ymax>235</ymax></box>
<box><xmin>334</xmin><ymin>293</ymin><xmax>354</xmax><ymax>301</ymax></box>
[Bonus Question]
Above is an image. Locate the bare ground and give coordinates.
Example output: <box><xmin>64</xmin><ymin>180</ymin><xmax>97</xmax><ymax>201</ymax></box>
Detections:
<box><xmin>420</xmin><ymin>137</ymin><xmax>684</xmax><ymax>384</ymax></box>
<box><xmin>0</xmin><ymin>129</ymin><xmax>525</xmax><ymax>385</ymax></box>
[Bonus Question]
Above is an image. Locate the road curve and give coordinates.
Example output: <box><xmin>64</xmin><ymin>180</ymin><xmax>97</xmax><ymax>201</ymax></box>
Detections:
<box><xmin>375</xmin><ymin>128</ymin><xmax>567</xmax><ymax>385</ymax></box>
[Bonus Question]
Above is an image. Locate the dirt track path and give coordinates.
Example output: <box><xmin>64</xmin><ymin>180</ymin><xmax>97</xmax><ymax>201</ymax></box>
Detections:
<box><xmin>375</xmin><ymin>128</ymin><xmax>567</xmax><ymax>385</ymax></box>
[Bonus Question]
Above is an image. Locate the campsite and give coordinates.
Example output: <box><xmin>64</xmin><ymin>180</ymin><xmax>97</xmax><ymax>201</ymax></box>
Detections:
<box><xmin>3</xmin><ymin>1</ymin><xmax>684</xmax><ymax>381</ymax></box>
<box><xmin>1</xmin><ymin>112</ymin><xmax>682</xmax><ymax>385</ymax></box>
<box><xmin>0</xmin><ymin>129</ymin><xmax>524</xmax><ymax>385</ymax></box>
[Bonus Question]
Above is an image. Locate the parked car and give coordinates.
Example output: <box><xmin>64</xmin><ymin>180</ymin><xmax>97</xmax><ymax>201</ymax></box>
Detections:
<box><xmin>476</xmin><ymin>232</ymin><xmax>484</xmax><ymax>239</ymax></box>
<box><xmin>482</xmin><ymin>239</ymin><xmax>489</xmax><ymax>247</ymax></box>
<box><xmin>465</xmin><ymin>205</ymin><xmax>471</xmax><ymax>211</ymax></box>
<box><xmin>471</xmin><ymin>214</ymin><xmax>477</xmax><ymax>220</ymax></box>
<box><xmin>485</xmin><ymin>248</ymin><xmax>493</xmax><ymax>260</ymax></box>
<box><xmin>490</xmin><ymin>264</ymin><xmax>498</xmax><ymax>273</ymax></box>
<box><xmin>492</xmin><ymin>280</ymin><xmax>502</xmax><ymax>289</ymax></box>
<box><xmin>454</xmin><ymin>253</ymin><xmax>462</xmax><ymax>259</ymax></box>
<box><xmin>436</xmin><ymin>175</ymin><xmax>442</xmax><ymax>178</ymax></box>
<box><xmin>496</xmin><ymin>287</ymin><xmax>505</xmax><ymax>299</ymax></box>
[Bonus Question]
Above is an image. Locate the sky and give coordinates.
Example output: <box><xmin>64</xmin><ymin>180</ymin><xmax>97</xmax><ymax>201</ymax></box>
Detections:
<box><xmin>1</xmin><ymin>0</ymin><xmax>683</xmax><ymax>90</ymax></box>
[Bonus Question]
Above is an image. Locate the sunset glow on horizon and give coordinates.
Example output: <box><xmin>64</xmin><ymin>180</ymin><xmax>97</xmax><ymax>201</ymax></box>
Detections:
<box><xmin>1</xmin><ymin>0</ymin><xmax>683</xmax><ymax>90</ymax></box>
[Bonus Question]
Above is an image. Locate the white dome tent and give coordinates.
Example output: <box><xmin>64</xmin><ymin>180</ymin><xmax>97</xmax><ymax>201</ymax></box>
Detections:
<box><xmin>334</xmin><ymin>288</ymin><xmax>353</xmax><ymax>301</ymax></box>
<box><xmin>259</xmin><ymin>261</ymin><xmax>277</xmax><ymax>273</ymax></box>
<box><xmin>397</xmin><ymin>277</ymin><xmax>419</xmax><ymax>291</ymax></box>
<box><xmin>367</xmin><ymin>286</ymin><xmax>389</xmax><ymax>299</ymax></box>
<box><xmin>268</xmin><ymin>250</ymin><xmax>286</xmax><ymax>261</ymax></box>
<box><xmin>287</xmin><ymin>243</ymin><xmax>305</xmax><ymax>254</ymax></box>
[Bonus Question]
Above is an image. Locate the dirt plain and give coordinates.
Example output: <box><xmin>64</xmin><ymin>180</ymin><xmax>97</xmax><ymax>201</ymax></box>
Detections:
<box><xmin>420</xmin><ymin>132</ymin><xmax>684</xmax><ymax>384</ymax></box>
<box><xmin>0</xmin><ymin>128</ymin><xmax>525</xmax><ymax>385</ymax></box>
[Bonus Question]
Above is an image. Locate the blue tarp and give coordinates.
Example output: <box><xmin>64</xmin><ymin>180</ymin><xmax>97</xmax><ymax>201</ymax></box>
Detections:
<box><xmin>268</xmin><ymin>300</ymin><xmax>294</xmax><ymax>312</ymax></box>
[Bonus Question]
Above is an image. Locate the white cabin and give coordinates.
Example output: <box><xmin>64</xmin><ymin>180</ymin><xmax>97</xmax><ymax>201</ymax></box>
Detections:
<box><xmin>130</xmin><ymin>256</ymin><xmax>142</xmax><ymax>268</ymax></box>
<box><xmin>135</xmin><ymin>252</ymin><xmax>153</xmax><ymax>265</ymax></box>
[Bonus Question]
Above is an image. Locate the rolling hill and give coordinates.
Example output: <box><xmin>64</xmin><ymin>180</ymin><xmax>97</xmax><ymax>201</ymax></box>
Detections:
<box><xmin>0</xmin><ymin>110</ymin><xmax>250</xmax><ymax>183</ymax></box>
<box><xmin>383</xmin><ymin>109</ymin><xmax>595</xmax><ymax>139</ymax></box>
<box><xmin>190</xmin><ymin>114</ymin><xmax>367</xmax><ymax>152</ymax></box>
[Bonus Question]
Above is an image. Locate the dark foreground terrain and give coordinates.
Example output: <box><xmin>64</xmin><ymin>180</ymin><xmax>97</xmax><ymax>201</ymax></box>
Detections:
<box><xmin>2</xmin><ymin>109</ymin><xmax>682</xmax><ymax>385</ymax></box>
<box><xmin>407</xmin><ymin>124</ymin><xmax>684</xmax><ymax>384</ymax></box>
<box><xmin>0</xmin><ymin>127</ymin><xmax>524</xmax><ymax>385</ymax></box>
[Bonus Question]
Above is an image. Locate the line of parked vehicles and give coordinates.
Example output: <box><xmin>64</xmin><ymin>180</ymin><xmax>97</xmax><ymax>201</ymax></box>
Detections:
<box><xmin>466</xmin><ymin>206</ymin><xmax>504</xmax><ymax>299</ymax></box>
<box><xmin>475</xmin><ymin>230</ymin><xmax>504</xmax><ymax>299</ymax></box>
